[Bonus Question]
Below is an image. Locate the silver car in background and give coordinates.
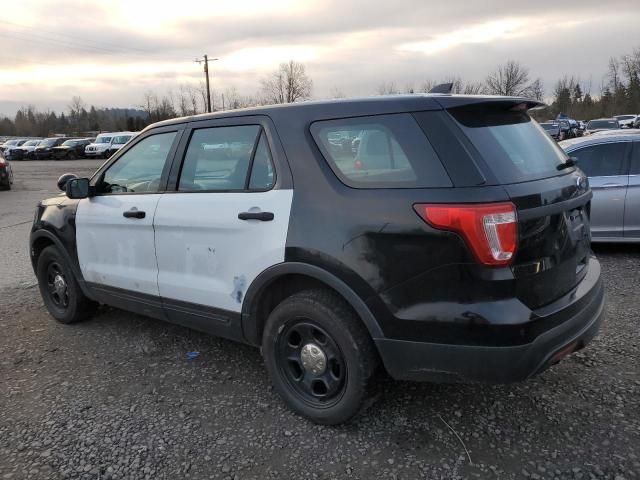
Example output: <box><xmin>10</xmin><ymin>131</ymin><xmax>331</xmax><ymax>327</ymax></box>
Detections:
<box><xmin>561</xmin><ymin>134</ymin><xmax>640</xmax><ymax>241</ymax></box>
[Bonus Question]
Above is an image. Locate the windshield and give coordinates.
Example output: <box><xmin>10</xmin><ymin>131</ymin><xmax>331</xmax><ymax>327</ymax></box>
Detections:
<box><xmin>23</xmin><ymin>140</ymin><xmax>39</xmax><ymax>146</ymax></box>
<box><xmin>615</xmin><ymin>115</ymin><xmax>635</xmax><ymax>121</ymax></box>
<box><xmin>541</xmin><ymin>123</ymin><xmax>558</xmax><ymax>130</ymax></box>
<box><xmin>62</xmin><ymin>140</ymin><xmax>78</xmax><ymax>146</ymax></box>
<box><xmin>112</xmin><ymin>135</ymin><xmax>132</xmax><ymax>144</ymax></box>
<box><xmin>448</xmin><ymin>105</ymin><xmax>569</xmax><ymax>184</ymax></box>
<box><xmin>588</xmin><ymin>119</ymin><xmax>619</xmax><ymax>130</ymax></box>
<box><xmin>96</xmin><ymin>136</ymin><xmax>113</xmax><ymax>144</ymax></box>
<box><xmin>3</xmin><ymin>140</ymin><xmax>18</xmax><ymax>146</ymax></box>
<box><xmin>41</xmin><ymin>138</ymin><xmax>57</xmax><ymax>147</ymax></box>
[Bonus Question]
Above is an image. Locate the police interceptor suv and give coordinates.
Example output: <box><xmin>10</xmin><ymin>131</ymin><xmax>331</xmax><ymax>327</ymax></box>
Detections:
<box><xmin>30</xmin><ymin>95</ymin><xmax>604</xmax><ymax>424</ymax></box>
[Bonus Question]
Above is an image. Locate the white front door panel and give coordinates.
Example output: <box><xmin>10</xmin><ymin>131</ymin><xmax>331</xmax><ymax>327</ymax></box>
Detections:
<box><xmin>76</xmin><ymin>195</ymin><xmax>162</xmax><ymax>295</ymax></box>
<box><xmin>154</xmin><ymin>190</ymin><xmax>293</xmax><ymax>312</ymax></box>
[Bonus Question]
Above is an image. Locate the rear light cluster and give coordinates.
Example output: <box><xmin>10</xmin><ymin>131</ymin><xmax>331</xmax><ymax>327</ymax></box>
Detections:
<box><xmin>414</xmin><ymin>202</ymin><xmax>518</xmax><ymax>266</ymax></box>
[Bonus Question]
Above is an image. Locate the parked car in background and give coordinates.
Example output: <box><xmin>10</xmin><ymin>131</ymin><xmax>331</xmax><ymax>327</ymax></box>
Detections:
<box><xmin>106</xmin><ymin>133</ymin><xmax>136</xmax><ymax>157</ymax></box>
<box><xmin>84</xmin><ymin>133</ymin><xmax>115</xmax><ymax>158</ymax></box>
<box><xmin>1</xmin><ymin>138</ymin><xmax>28</xmax><ymax>154</ymax></box>
<box><xmin>561</xmin><ymin>133</ymin><xmax>640</xmax><ymax>241</ymax></box>
<box><xmin>0</xmin><ymin>154</ymin><xmax>14</xmax><ymax>190</ymax></box>
<box><xmin>539</xmin><ymin>122</ymin><xmax>561</xmax><ymax>140</ymax></box>
<box><xmin>19</xmin><ymin>139</ymin><xmax>44</xmax><ymax>160</ymax></box>
<box><xmin>31</xmin><ymin>95</ymin><xmax>604</xmax><ymax>424</ymax></box>
<box><xmin>52</xmin><ymin>138</ymin><xmax>94</xmax><ymax>160</ymax></box>
<box><xmin>633</xmin><ymin>116</ymin><xmax>640</xmax><ymax>129</ymax></box>
<box><xmin>614</xmin><ymin>114</ymin><xmax>638</xmax><ymax>129</ymax></box>
<box><xmin>592</xmin><ymin>129</ymin><xmax>640</xmax><ymax>137</ymax></box>
<box><xmin>34</xmin><ymin>138</ymin><xmax>69</xmax><ymax>160</ymax></box>
<box><xmin>585</xmin><ymin>118</ymin><xmax>620</xmax><ymax>135</ymax></box>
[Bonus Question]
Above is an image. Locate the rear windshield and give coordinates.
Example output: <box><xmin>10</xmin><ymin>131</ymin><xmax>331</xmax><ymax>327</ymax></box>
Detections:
<box><xmin>311</xmin><ymin>113</ymin><xmax>452</xmax><ymax>188</ymax></box>
<box><xmin>540</xmin><ymin>123</ymin><xmax>558</xmax><ymax>130</ymax></box>
<box><xmin>448</xmin><ymin>104</ymin><xmax>569</xmax><ymax>184</ymax></box>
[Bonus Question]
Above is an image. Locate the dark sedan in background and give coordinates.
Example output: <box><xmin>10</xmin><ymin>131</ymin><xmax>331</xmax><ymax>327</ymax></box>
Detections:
<box><xmin>561</xmin><ymin>133</ymin><xmax>640</xmax><ymax>241</ymax></box>
<box><xmin>33</xmin><ymin>137</ymin><xmax>69</xmax><ymax>160</ymax></box>
<box><xmin>51</xmin><ymin>138</ymin><xmax>93</xmax><ymax>160</ymax></box>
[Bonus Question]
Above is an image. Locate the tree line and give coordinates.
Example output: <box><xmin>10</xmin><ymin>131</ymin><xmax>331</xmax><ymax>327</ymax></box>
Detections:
<box><xmin>1</xmin><ymin>47</ymin><xmax>639</xmax><ymax>137</ymax></box>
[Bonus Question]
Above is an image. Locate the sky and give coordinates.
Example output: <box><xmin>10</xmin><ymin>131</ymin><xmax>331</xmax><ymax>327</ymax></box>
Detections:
<box><xmin>0</xmin><ymin>0</ymin><xmax>639</xmax><ymax>116</ymax></box>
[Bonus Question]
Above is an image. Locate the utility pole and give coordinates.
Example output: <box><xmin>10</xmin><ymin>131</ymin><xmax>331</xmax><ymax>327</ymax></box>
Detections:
<box><xmin>195</xmin><ymin>55</ymin><xmax>218</xmax><ymax>113</ymax></box>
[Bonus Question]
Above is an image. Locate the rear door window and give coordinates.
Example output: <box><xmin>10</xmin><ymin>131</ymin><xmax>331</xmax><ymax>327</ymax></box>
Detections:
<box><xmin>310</xmin><ymin>114</ymin><xmax>451</xmax><ymax>188</ymax></box>
<box><xmin>448</xmin><ymin>104</ymin><xmax>569</xmax><ymax>184</ymax></box>
<box><xmin>178</xmin><ymin>125</ymin><xmax>275</xmax><ymax>191</ymax></box>
<box><xmin>569</xmin><ymin>142</ymin><xmax>629</xmax><ymax>177</ymax></box>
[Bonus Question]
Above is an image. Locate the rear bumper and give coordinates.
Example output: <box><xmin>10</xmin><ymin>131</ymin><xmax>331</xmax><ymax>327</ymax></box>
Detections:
<box><xmin>376</xmin><ymin>258</ymin><xmax>604</xmax><ymax>383</ymax></box>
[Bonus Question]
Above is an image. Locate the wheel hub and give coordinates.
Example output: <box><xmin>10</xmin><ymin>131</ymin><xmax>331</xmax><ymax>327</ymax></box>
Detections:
<box><xmin>53</xmin><ymin>274</ymin><xmax>67</xmax><ymax>297</ymax></box>
<box><xmin>300</xmin><ymin>343</ymin><xmax>327</xmax><ymax>375</ymax></box>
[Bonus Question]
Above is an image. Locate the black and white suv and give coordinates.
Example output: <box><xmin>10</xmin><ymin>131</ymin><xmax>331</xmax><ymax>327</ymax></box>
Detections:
<box><xmin>30</xmin><ymin>95</ymin><xmax>605</xmax><ymax>424</ymax></box>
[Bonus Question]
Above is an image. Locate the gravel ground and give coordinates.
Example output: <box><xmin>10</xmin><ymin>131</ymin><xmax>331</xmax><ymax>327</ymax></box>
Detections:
<box><xmin>0</xmin><ymin>160</ymin><xmax>639</xmax><ymax>479</ymax></box>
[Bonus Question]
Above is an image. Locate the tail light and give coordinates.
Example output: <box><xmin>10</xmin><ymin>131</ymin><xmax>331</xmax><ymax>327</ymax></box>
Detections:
<box><xmin>414</xmin><ymin>202</ymin><xmax>518</xmax><ymax>266</ymax></box>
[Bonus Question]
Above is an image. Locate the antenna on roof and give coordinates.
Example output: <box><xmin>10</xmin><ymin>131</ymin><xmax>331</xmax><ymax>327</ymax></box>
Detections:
<box><xmin>429</xmin><ymin>83</ymin><xmax>453</xmax><ymax>94</ymax></box>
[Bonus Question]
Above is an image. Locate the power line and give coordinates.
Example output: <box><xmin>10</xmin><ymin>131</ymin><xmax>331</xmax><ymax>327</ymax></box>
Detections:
<box><xmin>3</xmin><ymin>20</ymin><xmax>152</xmax><ymax>55</ymax></box>
<box><xmin>0</xmin><ymin>31</ymin><xmax>130</xmax><ymax>56</ymax></box>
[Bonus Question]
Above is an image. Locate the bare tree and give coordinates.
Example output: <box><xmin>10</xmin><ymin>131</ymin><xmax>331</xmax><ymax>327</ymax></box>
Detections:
<box><xmin>261</xmin><ymin>60</ymin><xmax>313</xmax><ymax>104</ymax></box>
<box><xmin>524</xmin><ymin>78</ymin><xmax>545</xmax><ymax>101</ymax></box>
<box><xmin>377</xmin><ymin>81</ymin><xmax>399</xmax><ymax>95</ymax></box>
<box><xmin>462</xmin><ymin>81</ymin><xmax>486</xmax><ymax>95</ymax></box>
<box><xmin>329</xmin><ymin>87</ymin><xmax>346</xmax><ymax>99</ymax></box>
<box><xmin>486</xmin><ymin>60</ymin><xmax>538</xmax><ymax>97</ymax></box>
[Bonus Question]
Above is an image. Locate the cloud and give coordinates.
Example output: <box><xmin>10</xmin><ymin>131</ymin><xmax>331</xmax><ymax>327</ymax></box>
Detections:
<box><xmin>0</xmin><ymin>0</ymin><xmax>638</xmax><ymax>116</ymax></box>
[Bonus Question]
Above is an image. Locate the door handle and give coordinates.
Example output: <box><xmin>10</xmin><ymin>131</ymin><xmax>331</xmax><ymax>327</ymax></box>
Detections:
<box><xmin>123</xmin><ymin>209</ymin><xmax>146</xmax><ymax>219</ymax></box>
<box><xmin>238</xmin><ymin>211</ymin><xmax>274</xmax><ymax>221</ymax></box>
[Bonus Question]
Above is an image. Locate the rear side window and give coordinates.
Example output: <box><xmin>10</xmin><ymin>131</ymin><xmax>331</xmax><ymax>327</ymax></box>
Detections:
<box><xmin>569</xmin><ymin>142</ymin><xmax>628</xmax><ymax>177</ymax></box>
<box><xmin>448</xmin><ymin>104</ymin><xmax>569</xmax><ymax>184</ymax></box>
<box><xmin>311</xmin><ymin>114</ymin><xmax>451</xmax><ymax>188</ymax></box>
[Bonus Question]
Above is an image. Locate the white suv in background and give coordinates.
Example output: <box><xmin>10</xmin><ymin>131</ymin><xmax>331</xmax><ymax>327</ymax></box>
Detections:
<box><xmin>106</xmin><ymin>132</ymin><xmax>137</xmax><ymax>158</ymax></box>
<box><xmin>84</xmin><ymin>133</ymin><xmax>116</xmax><ymax>158</ymax></box>
<box><xmin>85</xmin><ymin>132</ymin><xmax>138</xmax><ymax>159</ymax></box>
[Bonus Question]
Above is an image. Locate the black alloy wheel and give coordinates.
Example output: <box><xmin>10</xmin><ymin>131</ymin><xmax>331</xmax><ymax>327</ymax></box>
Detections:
<box><xmin>262</xmin><ymin>289</ymin><xmax>378</xmax><ymax>425</ymax></box>
<box><xmin>276</xmin><ymin>320</ymin><xmax>347</xmax><ymax>407</ymax></box>
<box><xmin>36</xmin><ymin>246</ymin><xmax>97</xmax><ymax>324</ymax></box>
<box><xmin>45</xmin><ymin>261</ymin><xmax>69</xmax><ymax>309</ymax></box>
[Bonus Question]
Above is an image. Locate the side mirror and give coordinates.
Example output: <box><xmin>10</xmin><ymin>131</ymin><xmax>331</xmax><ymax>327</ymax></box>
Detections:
<box><xmin>65</xmin><ymin>177</ymin><xmax>91</xmax><ymax>199</ymax></box>
<box><xmin>57</xmin><ymin>173</ymin><xmax>78</xmax><ymax>191</ymax></box>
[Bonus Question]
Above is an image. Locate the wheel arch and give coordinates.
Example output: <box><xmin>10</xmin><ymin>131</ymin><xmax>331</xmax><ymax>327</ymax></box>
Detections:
<box><xmin>241</xmin><ymin>262</ymin><xmax>384</xmax><ymax>346</ymax></box>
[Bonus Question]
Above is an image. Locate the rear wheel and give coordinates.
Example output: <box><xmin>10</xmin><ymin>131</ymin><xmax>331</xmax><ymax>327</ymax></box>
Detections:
<box><xmin>262</xmin><ymin>289</ymin><xmax>377</xmax><ymax>425</ymax></box>
<box><xmin>36</xmin><ymin>246</ymin><xmax>97</xmax><ymax>324</ymax></box>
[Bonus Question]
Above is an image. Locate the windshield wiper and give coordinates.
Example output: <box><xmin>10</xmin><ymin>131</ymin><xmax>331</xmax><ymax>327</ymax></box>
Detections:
<box><xmin>557</xmin><ymin>157</ymin><xmax>578</xmax><ymax>171</ymax></box>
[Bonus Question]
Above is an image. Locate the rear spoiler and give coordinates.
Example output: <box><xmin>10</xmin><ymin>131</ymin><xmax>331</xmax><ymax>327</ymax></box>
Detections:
<box><xmin>433</xmin><ymin>96</ymin><xmax>546</xmax><ymax>111</ymax></box>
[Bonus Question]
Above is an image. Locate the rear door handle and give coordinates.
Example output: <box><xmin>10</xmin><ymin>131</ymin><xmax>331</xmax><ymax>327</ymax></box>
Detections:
<box><xmin>238</xmin><ymin>211</ymin><xmax>274</xmax><ymax>221</ymax></box>
<box><xmin>123</xmin><ymin>209</ymin><xmax>146</xmax><ymax>219</ymax></box>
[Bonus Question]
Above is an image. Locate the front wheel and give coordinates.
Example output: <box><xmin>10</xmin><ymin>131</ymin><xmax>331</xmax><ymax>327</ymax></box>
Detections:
<box><xmin>262</xmin><ymin>289</ymin><xmax>378</xmax><ymax>425</ymax></box>
<box><xmin>36</xmin><ymin>246</ymin><xmax>97</xmax><ymax>323</ymax></box>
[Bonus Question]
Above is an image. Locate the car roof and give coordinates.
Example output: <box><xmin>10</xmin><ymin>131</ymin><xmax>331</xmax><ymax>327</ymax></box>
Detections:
<box><xmin>559</xmin><ymin>133</ymin><xmax>638</xmax><ymax>150</ymax></box>
<box><xmin>146</xmin><ymin>94</ymin><xmax>544</xmax><ymax>131</ymax></box>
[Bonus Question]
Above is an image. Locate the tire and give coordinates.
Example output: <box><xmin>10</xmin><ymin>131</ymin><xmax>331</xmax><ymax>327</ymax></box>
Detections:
<box><xmin>262</xmin><ymin>289</ymin><xmax>378</xmax><ymax>425</ymax></box>
<box><xmin>36</xmin><ymin>246</ymin><xmax>97</xmax><ymax>324</ymax></box>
